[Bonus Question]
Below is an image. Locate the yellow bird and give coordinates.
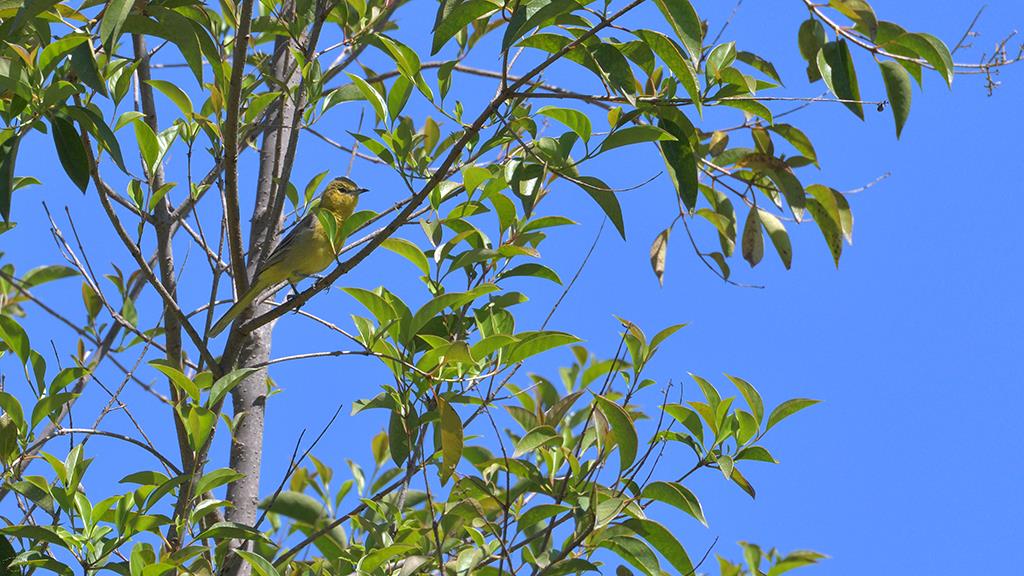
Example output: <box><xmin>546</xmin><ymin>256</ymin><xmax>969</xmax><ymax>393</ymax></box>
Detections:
<box><xmin>210</xmin><ymin>176</ymin><xmax>368</xmax><ymax>336</ymax></box>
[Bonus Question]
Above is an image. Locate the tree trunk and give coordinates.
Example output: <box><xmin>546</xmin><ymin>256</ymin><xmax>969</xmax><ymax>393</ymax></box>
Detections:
<box><xmin>222</xmin><ymin>6</ymin><xmax>299</xmax><ymax>573</ymax></box>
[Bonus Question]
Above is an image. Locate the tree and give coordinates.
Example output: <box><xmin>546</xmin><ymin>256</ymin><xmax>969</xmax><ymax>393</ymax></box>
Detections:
<box><xmin>0</xmin><ymin>1</ymin><xmax>1018</xmax><ymax>575</ymax></box>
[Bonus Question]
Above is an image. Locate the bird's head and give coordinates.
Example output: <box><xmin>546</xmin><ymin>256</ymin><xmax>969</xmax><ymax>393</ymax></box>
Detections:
<box><xmin>320</xmin><ymin>176</ymin><xmax>368</xmax><ymax>218</ymax></box>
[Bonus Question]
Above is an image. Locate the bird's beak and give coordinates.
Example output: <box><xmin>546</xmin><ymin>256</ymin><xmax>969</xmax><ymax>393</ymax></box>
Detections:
<box><xmin>355</xmin><ymin>187</ymin><xmax>370</xmax><ymax>195</ymax></box>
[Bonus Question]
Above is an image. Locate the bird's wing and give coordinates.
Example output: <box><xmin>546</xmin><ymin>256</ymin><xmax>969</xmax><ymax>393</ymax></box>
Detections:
<box><xmin>257</xmin><ymin>213</ymin><xmax>315</xmax><ymax>275</ymax></box>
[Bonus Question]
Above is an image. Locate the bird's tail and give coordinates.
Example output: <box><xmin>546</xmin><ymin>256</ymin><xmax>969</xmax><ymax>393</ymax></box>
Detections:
<box><xmin>209</xmin><ymin>277</ymin><xmax>271</xmax><ymax>337</ymax></box>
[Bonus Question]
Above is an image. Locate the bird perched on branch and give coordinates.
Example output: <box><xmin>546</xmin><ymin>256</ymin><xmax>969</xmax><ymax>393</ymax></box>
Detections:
<box><xmin>210</xmin><ymin>176</ymin><xmax>368</xmax><ymax>337</ymax></box>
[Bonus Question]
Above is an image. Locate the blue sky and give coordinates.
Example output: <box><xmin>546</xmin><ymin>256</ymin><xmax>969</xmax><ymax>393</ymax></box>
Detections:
<box><xmin>3</xmin><ymin>1</ymin><xmax>1023</xmax><ymax>573</ymax></box>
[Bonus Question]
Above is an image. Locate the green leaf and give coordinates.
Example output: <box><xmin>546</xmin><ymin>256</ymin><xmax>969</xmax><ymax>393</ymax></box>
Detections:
<box><xmin>635</xmin><ymin>29</ymin><xmax>700</xmax><ymax>113</ymax></box>
<box><xmin>805</xmin><ymin>197</ymin><xmax>843</xmax><ymax>266</ymax></box>
<box><xmin>730</xmin><ymin>465</ymin><xmax>756</xmax><ymax>498</ymax></box>
<box><xmin>502</xmin><ymin>0</ymin><xmax>578</xmax><ymax>52</ymax></box>
<box><xmin>0</xmin><ymin>534</ymin><xmax>14</xmax><ymax>572</ymax></box>
<box><xmin>150</xmin><ymin>360</ymin><xmax>199</xmax><ymax>403</ymax></box>
<box><xmin>892</xmin><ymin>32</ymin><xmax>953</xmax><ymax>87</ymax></box>
<box><xmin>592</xmin><ymin>43</ymin><xmax>636</xmax><ymax>96</ymax></box>
<box><xmin>194</xmin><ymin>468</ymin><xmax>245</xmax><ymax>496</ymax></box>
<box><xmin>149</xmin><ymin>181</ymin><xmax>175</xmax><ymax>212</ymax></box>
<box><xmin>50</xmin><ymin>116</ymin><xmax>90</xmax><ymax>192</ymax></box>
<box><xmin>600</xmin><ymin>535</ymin><xmax>660</xmax><ymax>576</ymax></box>
<box><xmin>517</xmin><ymin>33</ymin><xmax>603</xmax><ymax>76</ymax></box>
<box><xmin>689</xmin><ymin>374</ymin><xmax>721</xmax><ymax>408</ymax></box>
<box><xmin>521</xmin><ymin>215</ymin><xmax>575</xmax><ymax>233</ymax></box>
<box><xmin>497</xmin><ymin>263</ymin><xmax>562</xmax><ymax>284</ymax></box>
<box><xmin>38</xmin><ymin>34</ymin><xmax>88</xmax><ymax>74</ymax></box>
<box><xmin>0</xmin><ymin>391</ymin><xmax>25</xmax><ymax>434</ymax></box>
<box><xmin>829</xmin><ymin>0</ymin><xmax>877</xmax><ymax>39</ymax></box>
<box><xmin>388</xmin><ymin>413</ymin><xmax>412</xmax><ymax>469</ymax></box>
<box><xmin>258</xmin><ymin>491</ymin><xmax>346</xmax><ymax>556</ymax></box>
<box><xmin>573</xmin><ymin>175</ymin><xmax>626</xmax><ymax>240</ymax></box>
<box><xmin>133</xmin><ymin>119</ymin><xmax>161</xmax><ymax>175</ymax></box>
<box><xmin>65</xmin><ymin>106</ymin><xmax>127</xmax><ymax>172</ymax></box>
<box><xmin>622</xmin><ymin>518</ymin><xmax>695</xmax><ymax>576</ymax></box>
<box><xmin>233</xmin><ymin>550</ymin><xmax>280</xmax><ymax>576</ymax></box>
<box><xmin>381</xmin><ymin>238</ymin><xmax>429</xmax><ymax>275</ymax></box>
<box><xmin>30</xmin><ymin>392</ymin><xmax>76</xmax><ymax>429</ymax></box>
<box><xmin>183</xmin><ymin>405</ymin><xmax>217</xmax><ymax>452</ymax></box>
<box><xmin>344</xmin><ymin>288</ymin><xmax>398</xmax><ymax>327</ymax></box>
<box><xmin>48</xmin><ymin>367</ymin><xmax>87</xmax><ymax>395</ymax></box>
<box><xmin>248</xmin><ymin>91</ymin><xmax>282</xmax><ymax>122</ymax></box>
<box><xmin>658</xmin><ymin>116</ymin><xmax>699</xmax><ymax>210</ymax></box>
<box><xmin>816</xmin><ymin>40</ymin><xmax>863</xmax><ymax>119</ymax></box>
<box><xmin>736</xmin><ymin>410</ymin><xmax>758</xmax><ymax>445</ymax></box>
<box><xmin>717</xmin><ymin>454</ymin><xmax>735</xmax><ymax>479</ymax></box>
<box><xmin>346</xmin><ymin>73</ymin><xmax>387</xmax><ymax>122</ymax></box>
<box><xmin>725</xmin><ymin>374</ymin><xmax>763</xmax><ymax>425</ymax></box>
<box><xmin>721</xmin><ymin>98</ymin><xmax>773</xmax><ymax>124</ymax></box>
<box><xmin>767</xmin><ymin>551</ymin><xmax>828</xmax><ymax>575</ymax></box>
<box><xmin>98</xmin><ymin>0</ymin><xmax>133</xmax><ymax>52</ymax></box>
<box><xmin>0</xmin><ymin>316</ymin><xmax>29</xmax><ymax>366</ymax></box>
<box><xmin>517</xmin><ymin>504</ymin><xmax>569</xmax><ymax>533</ymax></box>
<box><xmin>642</xmin><ymin>481</ymin><xmax>707</xmax><ymax>526</ymax></box>
<box><xmin>737</xmin><ymin>51</ymin><xmax>783</xmax><ymax>85</ymax></box>
<box><xmin>757</xmin><ymin>209</ymin><xmax>792</xmax><ymax>269</ymax></box>
<box><xmin>436</xmin><ymin>395</ymin><xmax>463</xmax><ymax>483</ymax></box>
<box><xmin>387</xmin><ymin>74</ymin><xmax>412</xmax><ymax>119</ymax></box>
<box><xmin>69</xmin><ymin>42</ymin><xmax>106</xmax><ymax>96</ymax></box>
<box><xmin>767</xmin><ymin>124</ymin><xmax>817</xmax><ymax>167</ymax></box>
<box><xmin>1</xmin><ymin>525</ymin><xmax>67</xmax><ymax>549</ymax></box>
<box><xmin>21</xmin><ymin>265</ymin><xmax>77</xmax><ymax>288</ymax></box>
<box><xmin>766</xmin><ymin>398</ymin><xmax>820</xmax><ymax>431</ymax></box>
<box><xmin>208</xmin><ymin>368</ymin><xmax>258</xmax><ymax>407</ymax></box>
<box><xmin>736</xmin><ymin>445</ymin><xmax>777</xmax><ymax>464</ymax></box>
<box><xmin>798</xmin><ymin>19</ymin><xmax>826</xmax><ymax>62</ymax></box>
<box><xmin>505</xmin><ymin>331</ymin><xmax>581</xmax><ymax>364</ymax></box>
<box><xmin>513</xmin><ymin>425</ymin><xmax>560</xmax><ymax>457</ymax></box>
<box><xmin>538</xmin><ymin>106</ymin><xmax>592</xmax><ymax>142</ymax></box>
<box><xmin>706</xmin><ymin>42</ymin><xmax>737</xmax><ymax>82</ymax></box>
<box><xmin>373</xmin><ymin>34</ymin><xmax>422</xmax><ymax>78</ymax></box>
<box><xmin>544</xmin><ymin>559</ymin><xmax>600</xmax><ymax>576</ymax></box>
<box><xmin>410</xmin><ymin>284</ymin><xmax>498</xmax><ymax>336</ymax></box>
<box><xmin>741</xmin><ymin>208</ymin><xmax>763</xmax><ymax>268</ymax></box>
<box><xmin>432</xmin><ymin>0</ymin><xmax>500</xmax><ymax>54</ymax></box>
<box><xmin>835</xmin><ymin>189</ymin><xmax>854</xmax><ymax>244</ymax></box>
<box><xmin>736</xmin><ymin>154</ymin><xmax>805</xmax><ymax>219</ymax></box>
<box><xmin>651</xmin><ymin>0</ymin><xmax>702</xmax><ymax>66</ymax></box>
<box><xmin>600</xmin><ymin>125</ymin><xmax>675</xmax><ymax>153</ymax></box>
<box><xmin>0</xmin><ymin>132</ymin><xmax>20</xmax><ymax>221</ymax></box>
<box><xmin>594</xmin><ymin>396</ymin><xmax>637</xmax><ymax>472</ymax></box>
<box><xmin>650</xmin><ymin>323</ymin><xmax>686</xmax><ymax>351</ymax></box>
<box><xmin>146</xmin><ymin>79</ymin><xmax>193</xmax><ymax>116</ymax></box>
<box><xmin>879</xmin><ymin>60</ymin><xmax>912</xmax><ymax>138</ymax></box>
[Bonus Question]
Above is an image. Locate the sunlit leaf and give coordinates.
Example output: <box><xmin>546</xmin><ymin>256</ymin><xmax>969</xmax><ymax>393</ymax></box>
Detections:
<box><xmin>594</xmin><ymin>396</ymin><xmax>637</xmax><ymax>472</ymax></box>
<box><xmin>641</xmin><ymin>481</ymin><xmax>707</xmax><ymax>526</ymax></box>
<box><xmin>766</xmin><ymin>398</ymin><xmax>820</xmax><ymax>431</ymax></box>
<box><xmin>538</xmin><ymin>106</ymin><xmax>592</xmax><ymax>142</ymax></box>
<box><xmin>757</xmin><ymin>209</ymin><xmax>792</xmax><ymax>269</ymax></box>
<box><xmin>622</xmin><ymin>518</ymin><xmax>695</xmax><ymax>576</ymax></box>
<box><xmin>651</xmin><ymin>0</ymin><xmax>702</xmax><ymax>65</ymax></box>
<box><xmin>432</xmin><ymin>0</ymin><xmax>500</xmax><ymax>55</ymax></box>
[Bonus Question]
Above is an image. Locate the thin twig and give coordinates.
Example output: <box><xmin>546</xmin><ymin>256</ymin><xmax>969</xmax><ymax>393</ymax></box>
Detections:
<box><xmin>952</xmin><ymin>5</ymin><xmax>987</xmax><ymax>55</ymax></box>
<box><xmin>13</xmin><ymin>428</ymin><xmax>182</xmax><ymax>475</ymax></box>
